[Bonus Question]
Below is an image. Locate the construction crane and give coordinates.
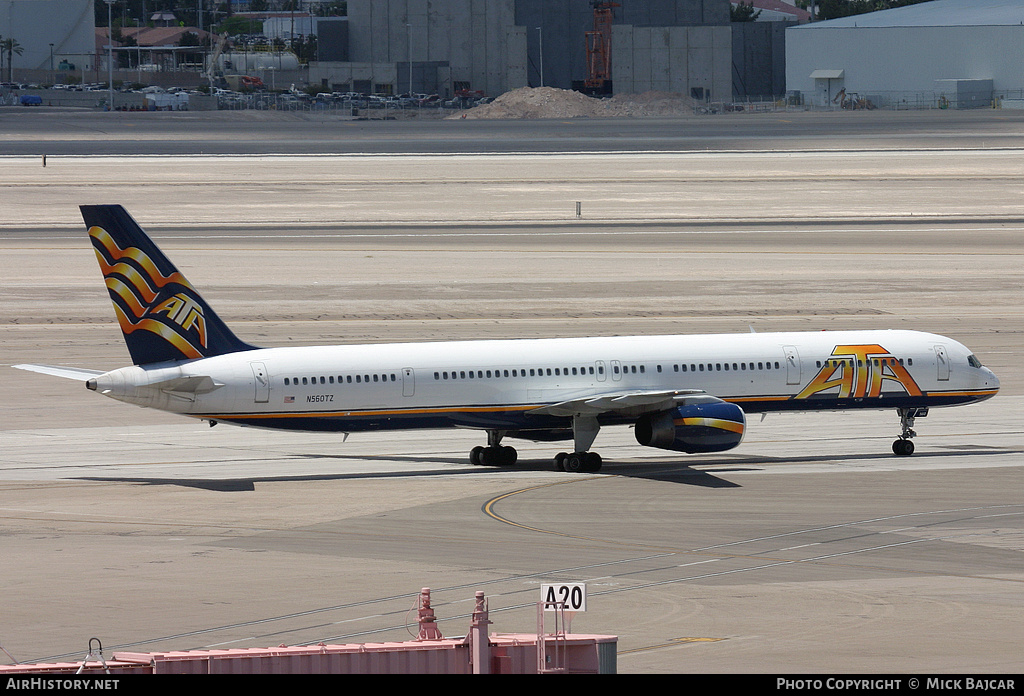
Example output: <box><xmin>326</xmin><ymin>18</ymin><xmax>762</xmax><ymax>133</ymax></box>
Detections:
<box><xmin>584</xmin><ymin>1</ymin><xmax>619</xmax><ymax>96</ymax></box>
<box><xmin>205</xmin><ymin>32</ymin><xmax>229</xmax><ymax>92</ymax></box>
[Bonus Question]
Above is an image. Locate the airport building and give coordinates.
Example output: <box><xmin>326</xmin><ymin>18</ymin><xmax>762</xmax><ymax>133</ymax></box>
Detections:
<box><xmin>0</xmin><ymin>0</ymin><xmax>96</xmax><ymax>75</ymax></box>
<box><xmin>1</xmin><ymin>0</ymin><xmax>783</xmax><ymax>105</ymax></box>
<box><xmin>786</xmin><ymin>0</ymin><xmax>1024</xmax><ymax>109</ymax></box>
<box><xmin>310</xmin><ymin>0</ymin><xmax>733</xmax><ymax>101</ymax></box>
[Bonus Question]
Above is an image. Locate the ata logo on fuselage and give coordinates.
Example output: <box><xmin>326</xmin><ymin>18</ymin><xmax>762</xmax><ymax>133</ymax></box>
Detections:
<box><xmin>796</xmin><ymin>344</ymin><xmax>923</xmax><ymax>400</ymax></box>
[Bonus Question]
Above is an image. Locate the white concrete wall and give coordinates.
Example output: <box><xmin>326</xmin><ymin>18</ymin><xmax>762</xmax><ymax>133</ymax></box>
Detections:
<box><xmin>345</xmin><ymin>0</ymin><xmax>731</xmax><ymax>98</ymax></box>
<box><xmin>347</xmin><ymin>0</ymin><xmax>520</xmax><ymax>97</ymax></box>
<box><xmin>613</xmin><ymin>24</ymin><xmax>730</xmax><ymax>100</ymax></box>
<box><xmin>787</xmin><ymin>25</ymin><xmax>1024</xmax><ymax>105</ymax></box>
<box><xmin>307</xmin><ymin>62</ymin><xmax>398</xmax><ymax>91</ymax></box>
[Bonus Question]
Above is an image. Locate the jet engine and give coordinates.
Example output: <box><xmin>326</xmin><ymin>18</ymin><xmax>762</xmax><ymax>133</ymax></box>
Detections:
<box><xmin>634</xmin><ymin>401</ymin><xmax>746</xmax><ymax>453</ymax></box>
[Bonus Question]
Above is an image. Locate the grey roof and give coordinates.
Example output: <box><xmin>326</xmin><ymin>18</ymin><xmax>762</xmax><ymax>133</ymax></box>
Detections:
<box><xmin>792</xmin><ymin>0</ymin><xmax>1024</xmax><ymax>29</ymax></box>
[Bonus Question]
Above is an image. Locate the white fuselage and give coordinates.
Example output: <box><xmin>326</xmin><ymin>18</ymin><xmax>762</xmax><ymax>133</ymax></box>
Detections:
<box><xmin>88</xmin><ymin>329</ymin><xmax>999</xmax><ymax>436</ymax></box>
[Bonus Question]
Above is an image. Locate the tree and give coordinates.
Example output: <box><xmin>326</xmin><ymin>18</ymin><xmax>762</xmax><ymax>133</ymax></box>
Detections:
<box><xmin>291</xmin><ymin>34</ymin><xmax>317</xmax><ymax>65</ymax></box>
<box><xmin>313</xmin><ymin>1</ymin><xmax>347</xmax><ymax>17</ymax></box>
<box><xmin>215</xmin><ymin>16</ymin><xmax>262</xmax><ymax>36</ymax></box>
<box><xmin>1</xmin><ymin>37</ymin><xmax>23</xmax><ymax>82</ymax></box>
<box><xmin>178</xmin><ymin>31</ymin><xmax>201</xmax><ymax>47</ymax></box>
<box><xmin>177</xmin><ymin>30</ymin><xmax>204</xmax><ymax>66</ymax></box>
<box><xmin>731</xmin><ymin>2</ymin><xmax>762</xmax><ymax>22</ymax></box>
<box><xmin>110</xmin><ymin>27</ymin><xmax>139</xmax><ymax>68</ymax></box>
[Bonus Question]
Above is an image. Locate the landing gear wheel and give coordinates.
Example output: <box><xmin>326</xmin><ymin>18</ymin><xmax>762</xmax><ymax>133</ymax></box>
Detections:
<box><xmin>892</xmin><ymin>439</ymin><xmax>915</xmax><ymax>456</ymax></box>
<box><xmin>497</xmin><ymin>445</ymin><xmax>517</xmax><ymax>466</ymax></box>
<box><xmin>559</xmin><ymin>451</ymin><xmax>602</xmax><ymax>473</ymax></box>
<box><xmin>564</xmin><ymin>453</ymin><xmax>586</xmax><ymax>473</ymax></box>
<box><xmin>471</xmin><ymin>445</ymin><xmax>518</xmax><ymax>466</ymax></box>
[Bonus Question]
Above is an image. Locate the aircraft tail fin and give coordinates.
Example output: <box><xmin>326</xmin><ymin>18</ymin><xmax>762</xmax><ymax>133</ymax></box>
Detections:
<box><xmin>81</xmin><ymin>205</ymin><xmax>256</xmax><ymax>365</ymax></box>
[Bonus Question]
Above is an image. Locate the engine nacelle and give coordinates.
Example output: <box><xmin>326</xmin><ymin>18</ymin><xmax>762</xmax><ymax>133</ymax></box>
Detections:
<box><xmin>634</xmin><ymin>401</ymin><xmax>746</xmax><ymax>454</ymax></box>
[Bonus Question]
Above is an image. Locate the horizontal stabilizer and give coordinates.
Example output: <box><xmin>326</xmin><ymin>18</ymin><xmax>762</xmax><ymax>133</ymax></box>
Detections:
<box><xmin>12</xmin><ymin>364</ymin><xmax>104</xmax><ymax>381</ymax></box>
<box><xmin>150</xmin><ymin>375</ymin><xmax>223</xmax><ymax>394</ymax></box>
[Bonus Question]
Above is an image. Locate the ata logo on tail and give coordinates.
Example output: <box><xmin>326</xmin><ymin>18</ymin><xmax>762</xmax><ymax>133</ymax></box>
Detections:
<box><xmin>796</xmin><ymin>344</ymin><xmax>923</xmax><ymax>400</ymax></box>
<box><xmin>150</xmin><ymin>293</ymin><xmax>208</xmax><ymax>348</ymax></box>
<box><xmin>90</xmin><ymin>225</ymin><xmax>208</xmax><ymax>359</ymax></box>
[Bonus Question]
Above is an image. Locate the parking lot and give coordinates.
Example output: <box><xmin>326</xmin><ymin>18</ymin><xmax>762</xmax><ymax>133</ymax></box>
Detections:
<box><xmin>1</xmin><ymin>82</ymin><xmax>490</xmax><ymax>115</ymax></box>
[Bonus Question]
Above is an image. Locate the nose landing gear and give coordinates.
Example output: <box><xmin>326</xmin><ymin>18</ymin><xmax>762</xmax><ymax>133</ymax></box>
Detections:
<box><xmin>893</xmin><ymin>407</ymin><xmax>927</xmax><ymax>456</ymax></box>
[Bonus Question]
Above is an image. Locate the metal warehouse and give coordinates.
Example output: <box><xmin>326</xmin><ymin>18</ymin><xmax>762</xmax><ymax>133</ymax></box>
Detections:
<box><xmin>786</xmin><ymin>0</ymin><xmax>1024</xmax><ymax>109</ymax></box>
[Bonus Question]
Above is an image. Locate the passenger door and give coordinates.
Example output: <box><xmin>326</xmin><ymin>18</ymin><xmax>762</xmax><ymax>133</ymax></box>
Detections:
<box><xmin>934</xmin><ymin>344</ymin><xmax>950</xmax><ymax>381</ymax></box>
<box><xmin>784</xmin><ymin>346</ymin><xmax>801</xmax><ymax>386</ymax></box>
<box><xmin>250</xmin><ymin>362</ymin><xmax>270</xmax><ymax>403</ymax></box>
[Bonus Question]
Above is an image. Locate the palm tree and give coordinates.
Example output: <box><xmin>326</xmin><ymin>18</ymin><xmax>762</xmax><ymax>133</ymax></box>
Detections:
<box><xmin>1</xmin><ymin>38</ymin><xmax>23</xmax><ymax>83</ymax></box>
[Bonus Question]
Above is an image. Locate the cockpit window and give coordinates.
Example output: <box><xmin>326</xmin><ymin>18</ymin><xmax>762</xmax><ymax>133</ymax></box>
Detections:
<box><xmin>967</xmin><ymin>354</ymin><xmax>983</xmax><ymax>369</ymax></box>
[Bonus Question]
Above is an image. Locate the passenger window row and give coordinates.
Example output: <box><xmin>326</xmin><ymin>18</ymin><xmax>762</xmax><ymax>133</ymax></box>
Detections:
<box><xmin>284</xmin><ymin>374</ymin><xmax>397</xmax><ymax>386</ymax></box>
<box><xmin>434</xmin><ymin>366</ymin><xmax>600</xmax><ymax>380</ymax></box>
<box><xmin>282</xmin><ymin>357</ymin><xmax>830</xmax><ymax>389</ymax></box>
<box><xmin>672</xmin><ymin>361</ymin><xmax>781</xmax><ymax>372</ymax></box>
<box><xmin>814</xmin><ymin>357</ymin><xmax>913</xmax><ymax>368</ymax></box>
<box><xmin>434</xmin><ymin>359</ymin><xmax>791</xmax><ymax>380</ymax></box>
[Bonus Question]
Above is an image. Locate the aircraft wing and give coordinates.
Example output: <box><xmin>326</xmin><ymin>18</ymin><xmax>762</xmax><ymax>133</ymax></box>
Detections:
<box><xmin>529</xmin><ymin>389</ymin><xmax>726</xmax><ymax>418</ymax></box>
<box><xmin>12</xmin><ymin>364</ymin><xmax>105</xmax><ymax>381</ymax></box>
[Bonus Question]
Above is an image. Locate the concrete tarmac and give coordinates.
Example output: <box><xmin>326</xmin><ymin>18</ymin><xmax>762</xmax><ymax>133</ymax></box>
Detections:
<box><xmin>0</xmin><ymin>109</ymin><xmax>1022</xmax><ymax>673</ymax></box>
<box><xmin>4</xmin><ymin>107</ymin><xmax>1024</xmax><ymax>155</ymax></box>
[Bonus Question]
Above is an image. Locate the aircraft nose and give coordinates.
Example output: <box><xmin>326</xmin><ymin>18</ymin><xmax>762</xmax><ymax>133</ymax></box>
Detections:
<box><xmin>985</xmin><ymin>367</ymin><xmax>1000</xmax><ymax>391</ymax></box>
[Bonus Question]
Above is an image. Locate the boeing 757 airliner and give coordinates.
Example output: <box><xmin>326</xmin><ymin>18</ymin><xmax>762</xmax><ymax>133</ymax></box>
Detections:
<box><xmin>14</xmin><ymin>206</ymin><xmax>1000</xmax><ymax>472</ymax></box>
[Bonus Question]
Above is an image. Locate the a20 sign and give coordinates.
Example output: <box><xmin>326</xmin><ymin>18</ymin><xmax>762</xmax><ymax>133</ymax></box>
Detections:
<box><xmin>541</xmin><ymin>583</ymin><xmax>587</xmax><ymax>612</ymax></box>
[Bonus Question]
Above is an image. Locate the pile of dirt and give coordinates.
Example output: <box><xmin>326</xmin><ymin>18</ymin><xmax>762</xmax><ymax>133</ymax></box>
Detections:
<box><xmin>609</xmin><ymin>90</ymin><xmax>703</xmax><ymax>117</ymax></box>
<box><xmin>451</xmin><ymin>86</ymin><xmax>698</xmax><ymax>120</ymax></box>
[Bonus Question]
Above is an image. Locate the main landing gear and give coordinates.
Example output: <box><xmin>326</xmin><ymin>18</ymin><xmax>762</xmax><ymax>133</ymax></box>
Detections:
<box><xmin>554</xmin><ymin>451</ymin><xmax>603</xmax><ymax>473</ymax></box>
<box><xmin>470</xmin><ymin>430</ymin><xmax>518</xmax><ymax>467</ymax></box>
<box><xmin>553</xmin><ymin>414</ymin><xmax>603</xmax><ymax>473</ymax></box>
<box><xmin>893</xmin><ymin>407</ymin><xmax>927</xmax><ymax>456</ymax></box>
<box><xmin>469</xmin><ymin>415</ymin><xmax>606</xmax><ymax>473</ymax></box>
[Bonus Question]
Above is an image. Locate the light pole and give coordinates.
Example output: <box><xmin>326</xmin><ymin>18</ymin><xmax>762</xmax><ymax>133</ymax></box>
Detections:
<box><xmin>536</xmin><ymin>27</ymin><xmax>543</xmax><ymax>88</ymax></box>
<box><xmin>48</xmin><ymin>43</ymin><xmax>53</xmax><ymax>84</ymax></box>
<box><xmin>406</xmin><ymin>23</ymin><xmax>412</xmax><ymax>96</ymax></box>
<box><xmin>105</xmin><ymin>0</ymin><xmax>115</xmax><ymax>110</ymax></box>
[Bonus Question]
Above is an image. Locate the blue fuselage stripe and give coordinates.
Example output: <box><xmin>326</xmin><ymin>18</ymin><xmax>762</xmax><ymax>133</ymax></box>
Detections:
<box><xmin>196</xmin><ymin>390</ymin><xmax>995</xmax><ymax>433</ymax></box>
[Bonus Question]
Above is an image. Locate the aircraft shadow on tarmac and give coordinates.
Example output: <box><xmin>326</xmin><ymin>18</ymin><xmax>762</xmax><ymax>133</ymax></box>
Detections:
<box><xmin>70</xmin><ymin>466</ymin><xmax>741</xmax><ymax>491</ymax></box>
<box><xmin>69</xmin><ymin>445</ymin><xmax>1018</xmax><ymax>492</ymax></box>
